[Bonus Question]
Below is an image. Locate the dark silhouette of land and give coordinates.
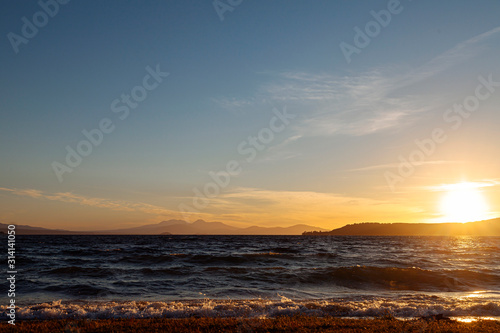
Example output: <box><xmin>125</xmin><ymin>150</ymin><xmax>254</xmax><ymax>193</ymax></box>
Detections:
<box><xmin>303</xmin><ymin>218</ymin><xmax>500</xmax><ymax>236</ymax></box>
<box><xmin>0</xmin><ymin>220</ymin><xmax>327</xmax><ymax>235</ymax></box>
<box><xmin>0</xmin><ymin>223</ymin><xmax>91</xmax><ymax>235</ymax></box>
<box><xmin>4</xmin><ymin>218</ymin><xmax>500</xmax><ymax>236</ymax></box>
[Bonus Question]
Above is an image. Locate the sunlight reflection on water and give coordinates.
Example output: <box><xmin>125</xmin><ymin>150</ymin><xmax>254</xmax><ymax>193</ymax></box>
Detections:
<box><xmin>454</xmin><ymin>316</ymin><xmax>500</xmax><ymax>322</ymax></box>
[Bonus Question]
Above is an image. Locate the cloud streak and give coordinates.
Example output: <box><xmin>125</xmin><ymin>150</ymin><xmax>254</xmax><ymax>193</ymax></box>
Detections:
<box><xmin>398</xmin><ymin>26</ymin><xmax>500</xmax><ymax>88</ymax></box>
<box><xmin>186</xmin><ymin>186</ymin><xmax>425</xmax><ymax>227</ymax></box>
<box><xmin>347</xmin><ymin>160</ymin><xmax>465</xmax><ymax>173</ymax></box>
<box><xmin>0</xmin><ymin>187</ymin><xmax>178</xmax><ymax>217</ymax></box>
<box><xmin>425</xmin><ymin>179</ymin><xmax>500</xmax><ymax>192</ymax></box>
<box><xmin>217</xmin><ymin>26</ymin><xmax>500</xmax><ymax>139</ymax></box>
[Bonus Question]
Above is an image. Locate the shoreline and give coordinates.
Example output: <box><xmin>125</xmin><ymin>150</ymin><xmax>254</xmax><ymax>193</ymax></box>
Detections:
<box><xmin>5</xmin><ymin>296</ymin><xmax>500</xmax><ymax>320</ymax></box>
<box><xmin>2</xmin><ymin>316</ymin><xmax>500</xmax><ymax>333</ymax></box>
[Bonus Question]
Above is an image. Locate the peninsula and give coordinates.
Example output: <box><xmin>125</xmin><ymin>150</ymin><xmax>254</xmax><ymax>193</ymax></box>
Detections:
<box><xmin>303</xmin><ymin>218</ymin><xmax>500</xmax><ymax>236</ymax></box>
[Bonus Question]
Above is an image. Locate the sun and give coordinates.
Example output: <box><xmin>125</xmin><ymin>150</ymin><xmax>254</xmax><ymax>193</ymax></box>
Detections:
<box><xmin>439</xmin><ymin>182</ymin><xmax>490</xmax><ymax>222</ymax></box>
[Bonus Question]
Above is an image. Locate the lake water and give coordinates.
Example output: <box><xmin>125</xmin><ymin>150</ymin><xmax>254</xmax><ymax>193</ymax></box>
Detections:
<box><xmin>1</xmin><ymin>235</ymin><xmax>499</xmax><ymax>320</ymax></box>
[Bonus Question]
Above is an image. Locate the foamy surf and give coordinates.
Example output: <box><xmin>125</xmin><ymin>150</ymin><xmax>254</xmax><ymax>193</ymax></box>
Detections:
<box><xmin>3</xmin><ymin>295</ymin><xmax>500</xmax><ymax>321</ymax></box>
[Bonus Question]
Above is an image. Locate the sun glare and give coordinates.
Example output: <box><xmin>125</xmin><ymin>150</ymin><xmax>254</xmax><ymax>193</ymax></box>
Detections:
<box><xmin>439</xmin><ymin>182</ymin><xmax>490</xmax><ymax>223</ymax></box>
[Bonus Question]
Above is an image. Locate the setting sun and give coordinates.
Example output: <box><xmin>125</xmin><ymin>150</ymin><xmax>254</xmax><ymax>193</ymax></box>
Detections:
<box><xmin>440</xmin><ymin>182</ymin><xmax>490</xmax><ymax>222</ymax></box>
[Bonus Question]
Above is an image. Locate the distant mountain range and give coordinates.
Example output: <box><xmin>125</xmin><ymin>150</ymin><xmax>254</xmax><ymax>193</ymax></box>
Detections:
<box><xmin>303</xmin><ymin>218</ymin><xmax>500</xmax><ymax>236</ymax></box>
<box><xmin>4</xmin><ymin>218</ymin><xmax>500</xmax><ymax>236</ymax></box>
<box><xmin>0</xmin><ymin>220</ymin><xmax>327</xmax><ymax>235</ymax></box>
<box><xmin>0</xmin><ymin>223</ymin><xmax>89</xmax><ymax>235</ymax></box>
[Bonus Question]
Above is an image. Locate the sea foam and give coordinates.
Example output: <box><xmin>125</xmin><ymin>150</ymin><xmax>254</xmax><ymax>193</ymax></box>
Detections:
<box><xmin>2</xmin><ymin>295</ymin><xmax>500</xmax><ymax>320</ymax></box>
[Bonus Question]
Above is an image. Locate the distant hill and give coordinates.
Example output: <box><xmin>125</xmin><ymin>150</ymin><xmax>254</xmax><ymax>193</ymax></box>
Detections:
<box><xmin>160</xmin><ymin>223</ymin><xmax>328</xmax><ymax>236</ymax></box>
<box><xmin>0</xmin><ymin>220</ymin><xmax>327</xmax><ymax>235</ymax></box>
<box><xmin>0</xmin><ymin>223</ymin><xmax>91</xmax><ymax>235</ymax></box>
<box><xmin>122</xmin><ymin>219</ymin><xmax>328</xmax><ymax>235</ymax></box>
<box><xmin>303</xmin><ymin>218</ymin><xmax>500</xmax><ymax>236</ymax></box>
<box><xmin>238</xmin><ymin>224</ymin><xmax>327</xmax><ymax>236</ymax></box>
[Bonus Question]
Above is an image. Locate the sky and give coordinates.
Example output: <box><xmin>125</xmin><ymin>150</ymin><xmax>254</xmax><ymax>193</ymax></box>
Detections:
<box><xmin>1</xmin><ymin>0</ymin><xmax>500</xmax><ymax>231</ymax></box>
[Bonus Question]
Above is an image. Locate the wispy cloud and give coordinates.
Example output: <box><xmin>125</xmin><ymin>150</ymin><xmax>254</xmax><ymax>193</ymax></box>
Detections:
<box><xmin>259</xmin><ymin>69</ymin><xmax>432</xmax><ymax>137</ymax></box>
<box><xmin>0</xmin><ymin>187</ymin><xmax>178</xmax><ymax>217</ymax></box>
<box><xmin>216</xmin><ymin>26</ymin><xmax>500</xmax><ymax>139</ymax></box>
<box><xmin>197</xmin><ymin>187</ymin><xmax>425</xmax><ymax>227</ymax></box>
<box><xmin>424</xmin><ymin>179</ymin><xmax>500</xmax><ymax>192</ymax></box>
<box><xmin>253</xmin><ymin>134</ymin><xmax>304</xmax><ymax>162</ymax></box>
<box><xmin>211</xmin><ymin>96</ymin><xmax>255</xmax><ymax>112</ymax></box>
<box><xmin>286</xmin><ymin>27</ymin><xmax>500</xmax><ymax>137</ymax></box>
<box><xmin>348</xmin><ymin>160</ymin><xmax>464</xmax><ymax>173</ymax></box>
<box><xmin>398</xmin><ymin>26</ymin><xmax>500</xmax><ymax>87</ymax></box>
<box><xmin>267</xmin><ymin>134</ymin><xmax>302</xmax><ymax>151</ymax></box>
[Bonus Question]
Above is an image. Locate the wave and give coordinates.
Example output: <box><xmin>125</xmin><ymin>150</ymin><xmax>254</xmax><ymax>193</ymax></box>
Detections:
<box><xmin>43</xmin><ymin>266</ymin><xmax>120</xmax><ymax>277</ymax></box>
<box><xmin>48</xmin><ymin>251</ymin><xmax>338</xmax><ymax>268</ymax></box>
<box><xmin>298</xmin><ymin>266</ymin><xmax>500</xmax><ymax>291</ymax></box>
<box><xmin>118</xmin><ymin>254</ymin><xmax>176</xmax><ymax>264</ymax></box>
<box><xmin>13</xmin><ymin>265</ymin><xmax>500</xmax><ymax>295</ymax></box>
<box><xmin>42</xmin><ymin>284</ymin><xmax>115</xmax><ymax>297</ymax></box>
<box><xmin>224</xmin><ymin>266</ymin><xmax>500</xmax><ymax>292</ymax></box>
<box><xmin>3</xmin><ymin>296</ymin><xmax>500</xmax><ymax>320</ymax></box>
<box><xmin>256</xmin><ymin>247</ymin><xmax>302</xmax><ymax>254</ymax></box>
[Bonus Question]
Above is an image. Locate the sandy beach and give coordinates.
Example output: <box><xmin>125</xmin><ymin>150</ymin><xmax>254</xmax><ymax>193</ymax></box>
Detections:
<box><xmin>2</xmin><ymin>316</ymin><xmax>500</xmax><ymax>333</ymax></box>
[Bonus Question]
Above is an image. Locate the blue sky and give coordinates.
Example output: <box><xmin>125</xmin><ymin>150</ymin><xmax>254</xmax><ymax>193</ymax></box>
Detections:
<box><xmin>1</xmin><ymin>0</ymin><xmax>500</xmax><ymax>230</ymax></box>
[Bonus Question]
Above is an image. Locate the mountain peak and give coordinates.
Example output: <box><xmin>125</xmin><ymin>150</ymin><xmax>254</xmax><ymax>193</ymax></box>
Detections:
<box><xmin>159</xmin><ymin>220</ymin><xmax>187</xmax><ymax>226</ymax></box>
